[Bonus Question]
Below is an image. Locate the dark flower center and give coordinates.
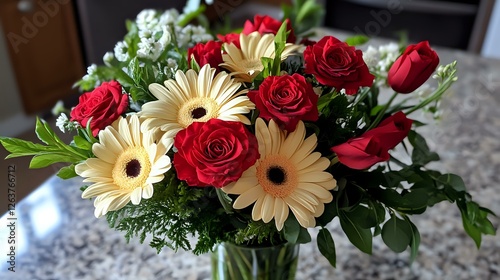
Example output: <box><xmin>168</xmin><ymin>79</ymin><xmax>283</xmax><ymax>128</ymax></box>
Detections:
<box><xmin>192</xmin><ymin>107</ymin><xmax>207</xmax><ymax>119</ymax></box>
<box><xmin>126</xmin><ymin>159</ymin><xmax>141</xmax><ymax>178</ymax></box>
<box><xmin>267</xmin><ymin>166</ymin><xmax>286</xmax><ymax>185</ymax></box>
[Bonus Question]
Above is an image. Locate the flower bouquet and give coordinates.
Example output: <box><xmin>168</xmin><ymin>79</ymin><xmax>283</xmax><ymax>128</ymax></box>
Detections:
<box><xmin>1</xmin><ymin>0</ymin><xmax>496</xmax><ymax>278</ymax></box>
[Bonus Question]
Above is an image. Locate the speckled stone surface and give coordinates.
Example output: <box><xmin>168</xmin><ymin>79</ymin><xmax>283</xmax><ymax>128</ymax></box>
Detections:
<box><xmin>1</xmin><ymin>33</ymin><xmax>499</xmax><ymax>280</ymax></box>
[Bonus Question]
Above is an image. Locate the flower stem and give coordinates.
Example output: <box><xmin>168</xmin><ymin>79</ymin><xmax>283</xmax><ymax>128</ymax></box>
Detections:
<box><xmin>365</xmin><ymin>91</ymin><xmax>398</xmax><ymax>131</ymax></box>
<box><xmin>405</xmin><ymin>67</ymin><xmax>457</xmax><ymax>115</ymax></box>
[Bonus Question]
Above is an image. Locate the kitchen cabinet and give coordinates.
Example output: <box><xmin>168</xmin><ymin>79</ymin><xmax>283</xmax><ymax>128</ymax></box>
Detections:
<box><xmin>0</xmin><ymin>0</ymin><xmax>84</xmax><ymax>114</ymax></box>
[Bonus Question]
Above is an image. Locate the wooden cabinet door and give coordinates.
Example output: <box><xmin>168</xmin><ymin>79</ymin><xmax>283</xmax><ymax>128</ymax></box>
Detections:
<box><xmin>0</xmin><ymin>0</ymin><xmax>84</xmax><ymax>114</ymax></box>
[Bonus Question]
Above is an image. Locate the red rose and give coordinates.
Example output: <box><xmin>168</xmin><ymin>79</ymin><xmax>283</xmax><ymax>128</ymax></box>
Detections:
<box><xmin>174</xmin><ymin>119</ymin><xmax>259</xmax><ymax>188</ymax></box>
<box><xmin>70</xmin><ymin>81</ymin><xmax>128</xmax><ymax>136</ymax></box>
<box><xmin>331</xmin><ymin>112</ymin><xmax>413</xmax><ymax>169</ymax></box>
<box><xmin>242</xmin><ymin>15</ymin><xmax>296</xmax><ymax>43</ymax></box>
<box><xmin>304</xmin><ymin>36</ymin><xmax>374</xmax><ymax>95</ymax></box>
<box><xmin>248</xmin><ymin>74</ymin><xmax>319</xmax><ymax>132</ymax></box>
<box><xmin>188</xmin><ymin>41</ymin><xmax>223</xmax><ymax>72</ymax></box>
<box><xmin>388</xmin><ymin>41</ymin><xmax>439</xmax><ymax>93</ymax></box>
<box><xmin>217</xmin><ymin>33</ymin><xmax>241</xmax><ymax>49</ymax></box>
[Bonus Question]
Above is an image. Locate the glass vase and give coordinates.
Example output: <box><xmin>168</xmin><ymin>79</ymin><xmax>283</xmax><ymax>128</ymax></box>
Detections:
<box><xmin>211</xmin><ymin>242</ymin><xmax>300</xmax><ymax>280</ymax></box>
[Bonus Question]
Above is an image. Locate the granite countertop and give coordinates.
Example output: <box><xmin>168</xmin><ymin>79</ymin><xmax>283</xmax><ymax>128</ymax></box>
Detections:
<box><xmin>1</xmin><ymin>35</ymin><xmax>500</xmax><ymax>280</ymax></box>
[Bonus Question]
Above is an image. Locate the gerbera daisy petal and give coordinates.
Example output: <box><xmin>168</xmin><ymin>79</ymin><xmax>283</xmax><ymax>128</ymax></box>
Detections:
<box><xmin>261</xmin><ymin>194</ymin><xmax>276</xmax><ymax>223</ymax></box>
<box><xmin>298</xmin><ymin>157</ymin><xmax>331</xmax><ymax>175</ymax></box>
<box><xmin>252</xmin><ymin>196</ymin><xmax>265</xmax><ymax>221</ymax></box>
<box><xmin>299</xmin><ymin>172</ymin><xmax>334</xmax><ymax>183</ymax></box>
<box><xmin>225</xmin><ymin>119</ymin><xmax>336</xmax><ymax>229</ymax></box>
<box><xmin>295</xmin><ymin>152</ymin><xmax>322</xmax><ymax>170</ymax></box>
<box><xmin>297</xmin><ymin>182</ymin><xmax>333</xmax><ymax>201</ymax></box>
<box><xmin>233</xmin><ymin>186</ymin><xmax>264</xmax><ymax>209</ymax></box>
<box><xmin>274</xmin><ymin>198</ymin><xmax>289</xmax><ymax>231</ymax></box>
<box><xmin>81</xmin><ymin>182</ymin><xmax>117</xmax><ymax>198</ymax></box>
<box><xmin>93</xmin><ymin>143</ymin><xmax>117</xmax><ymax>164</ymax></box>
<box><xmin>285</xmin><ymin>197</ymin><xmax>316</xmax><ymax>228</ymax></box>
<box><xmin>221</xmin><ymin>32</ymin><xmax>301</xmax><ymax>83</ymax></box>
<box><xmin>281</xmin><ymin>121</ymin><xmax>306</xmax><ymax>159</ymax></box>
<box><xmin>77</xmin><ymin>115</ymin><xmax>172</xmax><ymax>216</ymax></box>
<box><xmin>130</xmin><ymin>187</ymin><xmax>142</xmax><ymax>205</ymax></box>
<box><xmin>140</xmin><ymin>65</ymin><xmax>253</xmax><ymax>139</ymax></box>
<box><xmin>289</xmin><ymin>134</ymin><xmax>318</xmax><ymax>164</ymax></box>
<box><xmin>223</xmin><ymin>176</ymin><xmax>259</xmax><ymax>194</ymax></box>
<box><xmin>288</xmin><ymin>192</ymin><xmax>317</xmax><ymax>212</ymax></box>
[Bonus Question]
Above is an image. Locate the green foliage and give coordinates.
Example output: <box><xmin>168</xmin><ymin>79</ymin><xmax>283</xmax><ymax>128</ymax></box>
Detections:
<box><xmin>317</xmin><ymin>228</ymin><xmax>336</xmax><ymax>267</ymax></box>
<box><xmin>339</xmin><ymin>209</ymin><xmax>373</xmax><ymax>254</ymax></box>
<box><xmin>345</xmin><ymin>35</ymin><xmax>370</xmax><ymax>46</ymax></box>
<box><xmin>234</xmin><ymin>220</ymin><xmax>283</xmax><ymax>246</ymax></box>
<box><xmin>382</xmin><ymin>214</ymin><xmax>412</xmax><ymax>253</ymax></box>
<box><xmin>106</xmin><ymin>170</ymin><xmax>232</xmax><ymax>254</ymax></box>
<box><xmin>282</xmin><ymin>0</ymin><xmax>325</xmax><ymax>36</ymax></box>
<box><xmin>0</xmin><ymin>118</ymin><xmax>90</xmax><ymax>171</ymax></box>
<box><xmin>260</xmin><ymin>22</ymin><xmax>289</xmax><ymax>79</ymax></box>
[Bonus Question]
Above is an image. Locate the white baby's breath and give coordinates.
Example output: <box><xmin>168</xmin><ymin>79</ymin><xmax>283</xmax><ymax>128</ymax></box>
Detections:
<box><xmin>136</xmin><ymin>9</ymin><xmax>159</xmax><ymax>31</ymax></box>
<box><xmin>55</xmin><ymin>113</ymin><xmax>69</xmax><ymax>133</ymax></box>
<box><xmin>103</xmin><ymin>52</ymin><xmax>114</xmax><ymax>65</ymax></box>
<box><xmin>159</xmin><ymin>9</ymin><xmax>180</xmax><ymax>25</ymax></box>
<box><xmin>114</xmin><ymin>41</ymin><xmax>130</xmax><ymax>62</ymax></box>
<box><xmin>363</xmin><ymin>45</ymin><xmax>379</xmax><ymax>70</ymax></box>
<box><xmin>177</xmin><ymin>25</ymin><xmax>213</xmax><ymax>48</ymax></box>
<box><xmin>137</xmin><ymin>37</ymin><xmax>163</xmax><ymax>61</ymax></box>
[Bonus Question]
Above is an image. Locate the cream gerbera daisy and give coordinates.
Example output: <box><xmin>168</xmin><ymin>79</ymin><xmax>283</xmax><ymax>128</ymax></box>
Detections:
<box><xmin>223</xmin><ymin>119</ymin><xmax>337</xmax><ymax>230</ymax></box>
<box><xmin>220</xmin><ymin>31</ymin><xmax>302</xmax><ymax>83</ymax></box>
<box><xmin>140</xmin><ymin>64</ymin><xmax>254</xmax><ymax>139</ymax></box>
<box><xmin>75</xmin><ymin>115</ymin><xmax>173</xmax><ymax>218</ymax></box>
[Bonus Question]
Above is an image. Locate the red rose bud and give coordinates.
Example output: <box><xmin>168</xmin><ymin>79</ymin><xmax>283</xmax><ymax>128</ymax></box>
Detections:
<box><xmin>242</xmin><ymin>15</ymin><xmax>296</xmax><ymax>43</ymax></box>
<box><xmin>248</xmin><ymin>74</ymin><xmax>319</xmax><ymax>132</ymax></box>
<box><xmin>188</xmin><ymin>41</ymin><xmax>223</xmax><ymax>72</ymax></box>
<box><xmin>331</xmin><ymin>112</ymin><xmax>412</xmax><ymax>170</ymax></box>
<box><xmin>388</xmin><ymin>41</ymin><xmax>439</xmax><ymax>93</ymax></box>
<box><xmin>173</xmin><ymin>119</ymin><xmax>259</xmax><ymax>188</ymax></box>
<box><xmin>70</xmin><ymin>81</ymin><xmax>129</xmax><ymax>136</ymax></box>
<box><xmin>304</xmin><ymin>36</ymin><xmax>374</xmax><ymax>95</ymax></box>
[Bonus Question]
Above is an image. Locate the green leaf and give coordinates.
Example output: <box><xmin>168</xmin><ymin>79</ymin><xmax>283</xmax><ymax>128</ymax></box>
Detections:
<box><xmin>73</xmin><ymin>135</ymin><xmax>93</xmax><ymax>150</ymax></box>
<box><xmin>339</xmin><ymin>210</ymin><xmax>372</xmax><ymax>254</ymax></box>
<box><xmin>317</xmin><ymin>228</ymin><xmax>336</xmax><ymax>267</ymax></box>
<box><xmin>460</xmin><ymin>207</ymin><xmax>482</xmax><ymax>248</ymax></box>
<box><xmin>35</xmin><ymin>118</ymin><xmax>56</xmax><ymax>145</ymax></box>
<box><xmin>189</xmin><ymin>54</ymin><xmax>201</xmax><ymax>72</ymax></box>
<box><xmin>215</xmin><ymin>188</ymin><xmax>233</xmax><ymax>214</ymax></box>
<box><xmin>437</xmin><ymin>173</ymin><xmax>466</xmax><ymax>192</ymax></box>
<box><xmin>57</xmin><ymin>164</ymin><xmax>78</xmax><ymax>179</ymax></box>
<box><xmin>345</xmin><ymin>205</ymin><xmax>377</xmax><ymax>229</ymax></box>
<box><xmin>1</xmin><ymin>137</ymin><xmax>51</xmax><ymax>158</ymax></box>
<box><xmin>381</xmin><ymin>215</ymin><xmax>412</xmax><ymax>253</ymax></box>
<box><xmin>30</xmin><ymin>153</ymin><xmax>76</xmax><ymax>169</ymax></box>
<box><xmin>283</xmin><ymin>215</ymin><xmax>300</xmax><ymax>244</ymax></box>
<box><xmin>408</xmin><ymin>130</ymin><xmax>440</xmax><ymax>165</ymax></box>
<box><xmin>297</xmin><ymin>226</ymin><xmax>312</xmax><ymax>244</ymax></box>
<box><xmin>316</xmin><ymin>199</ymin><xmax>338</xmax><ymax>226</ymax></box>
<box><xmin>345</xmin><ymin>35</ymin><xmax>369</xmax><ymax>46</ymax></box>
<box><xmin>403</xmin><ymin>216</ymin><xmax>421</xmax><ymax>263</ymax></box>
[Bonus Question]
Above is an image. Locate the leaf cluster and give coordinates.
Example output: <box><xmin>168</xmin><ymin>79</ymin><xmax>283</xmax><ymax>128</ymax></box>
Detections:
<box><xmin>314</xmin><ymin>129</ymin><xmax>496</xmax><ymax>267</ymax></box>
<box><xmin>0</xmin><ymin>118</ymin><xmax>93</xmax><ymax>178</ymax></box>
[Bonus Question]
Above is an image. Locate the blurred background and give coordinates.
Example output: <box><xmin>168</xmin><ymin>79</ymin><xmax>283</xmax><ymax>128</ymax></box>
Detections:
<box><xmin>0</xmin><ymin>0</ymin><xmax>499</xmax><ymax>207</ymax></box>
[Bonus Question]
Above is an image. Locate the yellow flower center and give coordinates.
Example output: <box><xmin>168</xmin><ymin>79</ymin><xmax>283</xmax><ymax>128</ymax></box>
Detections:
<box><xmin>112</xmin><ymin>146</ymin><xmax>151</xmax><ymax>190</ymax></box>
<box><xmin>177</xmin><ymin>97</ymin><xmax>219</xmax><ymax>128</ymax></box>
<box><xmin>256</xmin><ymin>154</ymin><xmax>298</xmax><ymax>198</ymax></box>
